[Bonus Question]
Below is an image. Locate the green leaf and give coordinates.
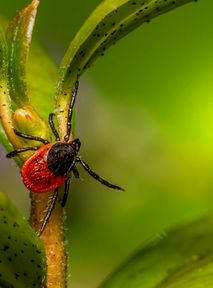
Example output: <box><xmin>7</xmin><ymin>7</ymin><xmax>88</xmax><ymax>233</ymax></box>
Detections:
<box><xmin>27</xmin><ymin>40</ymin><xmax>57</xmax><ymax>121</ymax></box>
<box><xmin>5</xmin><ymin>0</ymin><xmax>57</xmax><ymax>120</ymax></box>
<box><xmin>6</xmin><ymin>0</ymin><xmax>39</xmax><ymax>106</ymax></box>
<box><xmin>0</xmin><ymin>122</ymin><xmax>13</xmax><ymax>152</ymax></box>
<box><xmin>0</xmin><ymin>23</ymin><xmax>13</xmax><ymax>158</ymax></box>
<box><xmin>11</xmin><ymin>39</ymin><xmax>58</xmax><ymax>149</ymax></box>
<box><xmin>0</xmin><ymin>0</ymin><xmax>57</xmax><ymax>157</ymax></box>
<box><xmin>0</xmin><ymin>191</ymin><xmax>46</xmax><ymax>288</ymax></box>
<box><xmin>100</xmin><ymin>214</ymin><xmax>213</xmax><ymax>288</ymax></box>
<box><xmin>3</xmin><ymin>0</ymin><xmax>53</xmax><ymax>157</ymax></box>
<box><xmin>0</xmin><ymin>22</ymin><xmax>7</xmax><ymax>73</ymax></box>
<box><xmin>55</xmin><ymin>0</ymin><xmax>196</xmax><ymax>138</ymax></box>
<box><xmin>0</xmin><ymin>22</ymin><xmax>21</xmax><ymax>153</ymax></box>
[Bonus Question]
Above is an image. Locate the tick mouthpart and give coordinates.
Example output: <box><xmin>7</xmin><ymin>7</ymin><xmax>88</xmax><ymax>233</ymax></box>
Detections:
<box><xmin>71</xmin><ymin>138</ymin><xmax>81</xmax><ymax>152</ymax></box>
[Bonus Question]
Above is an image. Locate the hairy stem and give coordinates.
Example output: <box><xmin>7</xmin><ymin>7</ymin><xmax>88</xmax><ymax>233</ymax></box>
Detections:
<box><xmin>29</xmin><ymin>191</ymin><xmax>67</xmax><ymax>288</ymax></box>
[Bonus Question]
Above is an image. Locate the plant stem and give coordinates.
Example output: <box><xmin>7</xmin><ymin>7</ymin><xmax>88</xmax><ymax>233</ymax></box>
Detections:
<box><xmin>29</xmin><ymin>191</ymin><xmax>67</xmax><ymax>288</ymax></box>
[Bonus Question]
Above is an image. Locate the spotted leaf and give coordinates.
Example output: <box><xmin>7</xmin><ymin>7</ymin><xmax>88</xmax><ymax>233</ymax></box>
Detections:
<box><xmin>55</xmin><ymin>0</ymin><xmax>197</xmax><ymax>138</ymax></box>
<box><xmin>0</xmin><ymin>191</ymin><xmax>46</xmax><ymax>288</ymax></box>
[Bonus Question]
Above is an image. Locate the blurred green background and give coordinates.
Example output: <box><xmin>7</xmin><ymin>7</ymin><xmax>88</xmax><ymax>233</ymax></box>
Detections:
<box><xmin>0</xmin><ymin>0</ymin><xmax>213</xmax><ymax>287</ymax></box>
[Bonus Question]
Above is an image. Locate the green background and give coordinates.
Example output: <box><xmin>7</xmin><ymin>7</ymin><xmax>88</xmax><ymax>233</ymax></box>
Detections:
<box><xmin>0</xmin><ymin>0</ymin><xmax>213</xmax><ymax>287</ymax></box>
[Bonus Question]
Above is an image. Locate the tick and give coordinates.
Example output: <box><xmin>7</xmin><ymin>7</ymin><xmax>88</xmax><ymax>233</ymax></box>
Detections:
<box><xmin>6</xmin><ymin>81</ymin><xmax>124</xmax><ymax>235</ymax></box>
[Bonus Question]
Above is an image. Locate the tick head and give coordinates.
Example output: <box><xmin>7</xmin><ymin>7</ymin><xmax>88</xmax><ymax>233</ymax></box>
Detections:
<box><xmin>71</xmin><ymin>138</ymin><xmax>81</xmax><ymax>153</ymax></box>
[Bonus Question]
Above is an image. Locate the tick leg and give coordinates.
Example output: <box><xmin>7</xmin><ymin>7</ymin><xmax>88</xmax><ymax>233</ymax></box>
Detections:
<box><xmin>14</xmin><ymin>129</ymin><xmax>49</xmax><ymax>144</ymax></box>
<box><xmin>62</xmin><ymin>167</ymin><xmax>78</xmax><ymax>207</ymax></box>
<box><xmin>76</xmin><ymin>158</ymin><xmax>125</xmax><ymax>191</ymax></box>
<box><xmin>73</xmin><ymin>166</ymin><xmax>80</xmax><ymax>178</ymax></box>
<box><xmin>38</xmin><ymin>188</ymin><xmax>59</xmax><ymax>236</ymax></box>
<box><xmin>61</xmin><ymin>177</ymin><xmax>70</xmax><ymax>207</ymax></box>
<box><xmin>48</xmin><ymin>113</ymin><xmax>60</xmax><ymax>141</ymax></box>
<box><xmin>64</xmin><ymin>80</ymin><xmax>79</xmax><ymax>142</ymax></box>
<box><xmin>6</xmin><ymin>146</ymin><xmax>40</xmax><ymax>158</ymax></box>
<box><xmin>61</xmin><ymin>166</ymin><xmax>79</xmax><ymax>207</ymax></box>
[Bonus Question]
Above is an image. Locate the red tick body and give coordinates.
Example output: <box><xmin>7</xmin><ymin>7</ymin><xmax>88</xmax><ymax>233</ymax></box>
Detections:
<box><xmin>21</xmin><ymin>144</ymin><xmax>68</xmax><ymax>193</ymax></box>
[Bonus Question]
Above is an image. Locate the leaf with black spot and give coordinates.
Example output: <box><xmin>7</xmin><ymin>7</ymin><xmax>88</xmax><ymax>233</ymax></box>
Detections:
<box><xmin>55</xmin><ymin>0</ymin><xmax>197</xmax><ymax>138</ymax></box>
<box><xmin>0</xmin><ymin>191</ymin><xmax>46</xmax><ymax>288</ymax></box>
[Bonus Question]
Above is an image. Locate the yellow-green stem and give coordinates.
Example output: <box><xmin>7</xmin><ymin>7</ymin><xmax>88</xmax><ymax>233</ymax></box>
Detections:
<box><xmin>29</xmin><ymin>191</ymin><xmax>67</xmax><ymax>288</ymax></box>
